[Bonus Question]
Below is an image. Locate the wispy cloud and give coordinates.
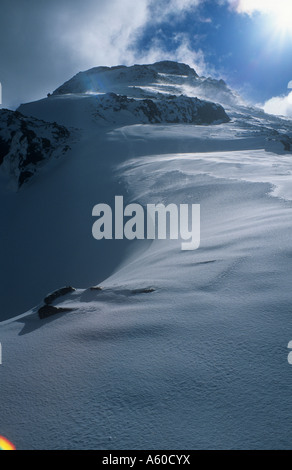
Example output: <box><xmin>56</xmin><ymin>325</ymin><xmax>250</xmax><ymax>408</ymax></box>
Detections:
<box><xmin>58</xmin><ymin>0</ymin><xmax>208</xmax><ymax>68</ymax></box>
<box><xmin>148</xmin><ymin>0</ymin><xmax>205</xmax><ymax>20</ymax></box>
<box><xmin>0</xmin><ymin>0</ymin><xmax>207</xmax><ymax>107</ymax></box>
<box><xmin>225</xmin><ymin>0</ymin><xmax>291</xmax><ymax>15</ymax></box>
<box><xmin>133</xmin><ymin>33</ymin><xmax>207</xmax><ymax>76</ymax></box>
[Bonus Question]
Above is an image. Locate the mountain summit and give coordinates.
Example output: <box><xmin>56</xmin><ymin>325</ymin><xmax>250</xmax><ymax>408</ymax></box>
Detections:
<box><xmin>52</xmin><ymin>61</ymin><xmax>199</xmax><ymax>95</ymax></box>
<box><xmin>52</xmin><ymin>60</ymin><xmax>236</xmax><ymax>106</ymax></box>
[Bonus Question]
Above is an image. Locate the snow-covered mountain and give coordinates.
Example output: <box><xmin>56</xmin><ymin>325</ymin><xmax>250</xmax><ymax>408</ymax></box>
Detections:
<box><xmin>1</xmin><ymin>61</ymin><xmax>292</xmax><ymax>450</ymax></box>
<box><xmin>52</xmin><ymin>61</ymin><xmax>238</xmax><ymax>106</ymax></box>
<box><xmin>16</xmin><ymin>62</ymin><xmax>232</xmax><ymax>130</ymax></box>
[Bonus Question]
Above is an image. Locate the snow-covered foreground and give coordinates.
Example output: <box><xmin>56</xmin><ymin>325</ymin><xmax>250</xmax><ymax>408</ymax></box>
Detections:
<box><xmin>1</xmin><ymin>62</ymin><xmax>292</xmax><ymax>449</ymax></box>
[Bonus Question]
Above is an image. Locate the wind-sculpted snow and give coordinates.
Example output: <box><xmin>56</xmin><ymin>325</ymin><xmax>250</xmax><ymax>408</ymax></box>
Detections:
<box><xmin>0</xmin><ymin>109</ymin><xmax>70</xmax><ymax>188</ymax></box>
<box><xmin>2</xmin><ymin>61</ymin><xmax>292</xmax><ymax>450</ymax></box>
<box><xmin>52</xmin><ymin>60</ymin><xmax>237</xmax><ymax>106</ymax></box>
<box><xmin>53</xmin><ymin>61</ymin><xmax>199</xmax><ymax>96</ymax></box>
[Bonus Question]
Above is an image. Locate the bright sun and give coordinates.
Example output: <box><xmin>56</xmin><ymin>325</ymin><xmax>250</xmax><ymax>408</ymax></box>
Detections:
<box><xmin>273</xmin><ymin>7</ymin><xmax>292</xmax><ymax>33</ymax></box>
<box><xmin>237</xmin><ymin>0</ymin><xmax>292</xmax><ymax>36</ymax></box>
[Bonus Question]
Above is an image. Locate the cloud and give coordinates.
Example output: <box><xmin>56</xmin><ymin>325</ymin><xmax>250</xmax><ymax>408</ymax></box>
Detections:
<box><xmin>263</xmin><ymin>91</ymin><xmax>292</xmax><ymax>118</ymax></box>
<box><xmin>0</xmin><ymin>0</ymin><xmax>207</xmax><ymax>108</ymax></box>
<box><xmin>57</xmin><ymin>0</ymin><xmax>149</xmax><ymax>67</ymax></box>
<box><xmin>133</xmin><ymin>33</ymin><xmax>207</xmax><ymax>76</ymax></box>
<box><xmin>225</xmin><ymin>0</ymin><xmax>292</xmax><ymax>16</ymax></box>
<box><xmin>263</xmin><ymin>80</ymin><xmax>292</xmax><ymax>118</ymax></box>
<box><xmin>58</xmin><ymin>1</ymin><xmax>206</xmax><ymax>68</ymax></box>
<box><xmin>148</xmin><ymin>0</ymin><xmax>204</xmax><ymax>19</ymax></box>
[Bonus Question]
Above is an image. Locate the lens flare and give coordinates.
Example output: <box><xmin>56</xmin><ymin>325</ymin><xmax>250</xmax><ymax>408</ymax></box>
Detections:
<box><xmin>0</xmin><ymin>436</ymin><xmax>16</xmax><ymax>450</ymax></box>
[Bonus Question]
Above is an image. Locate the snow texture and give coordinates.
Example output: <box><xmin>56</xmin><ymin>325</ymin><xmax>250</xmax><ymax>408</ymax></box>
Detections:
<box><xmin>1</xmin><ymin>61</ymin><xmax>292</xmax><ymax>450</ymax></box>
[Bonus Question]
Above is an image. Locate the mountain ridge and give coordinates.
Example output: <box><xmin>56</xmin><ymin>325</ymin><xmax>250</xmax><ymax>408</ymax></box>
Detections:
<box><xmin>51</xmin><ymin>60</ymin><xmax>238</xmax><ymax>106</ymax></box>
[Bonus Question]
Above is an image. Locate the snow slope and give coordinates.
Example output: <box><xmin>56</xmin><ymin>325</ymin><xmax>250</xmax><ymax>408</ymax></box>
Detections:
<box><xmin>1</xmin><ymin>61</ymin><xmax>292</xmax><ymax>450</ymax></box>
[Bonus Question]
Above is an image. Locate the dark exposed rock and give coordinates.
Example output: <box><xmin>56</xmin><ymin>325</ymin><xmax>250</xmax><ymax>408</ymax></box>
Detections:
<box><xmin>0</xmin><ymin>136</ymin><xmax>10</xmax><ymax>165</ymax></box>
<box><xmin>44</xmin><ymin>286</ymin><xmax>76</xmax><ymax>305</ymax></box>
<box><xmin>149</xmin><ymin>61</ymin><xmax>199</xmax><ymax>77</ymax></box>
<box><xmin>92</xmin><ymin>93</ymin><xmax>230</xmax><ymax>125</ymax></box>
<box><xmin>280</xmin><ymin>136</ymin><xmax>292</xmax><ymax>151</ymax></box>
<box><xmin>265</xmin><ymin>131</ymin><xmax>292</xmax><ymax>153</ymax></box>
<box><xmin>0</xmin><ymin>108</ymin><xmax>71</xmax><ymax>188</ymax></box>
<box><xmin>131</xmin><ymin>288</ymin><xmax>156</xmax><ymax>295</ymax></box>
<box><xmin>18</xmin><ymin>170</ymin><xmax>34</xmax><ymax>187</ymax></box>
<box><xmin>38</xmin><ymin>305</ymin><xmax>74</xmax><ymax>320</ymax></box>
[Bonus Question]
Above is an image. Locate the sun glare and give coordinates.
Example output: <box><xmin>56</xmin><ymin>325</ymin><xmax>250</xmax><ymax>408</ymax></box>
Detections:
<box><xmin>273</xmin><ymin>7</ymin><xmax>292</xmax><ymax>34</ymax></box>
<box><xmin>237</xmin><ymin>0</ymin><xmax>292</xmax><ymax>37</ymax></box>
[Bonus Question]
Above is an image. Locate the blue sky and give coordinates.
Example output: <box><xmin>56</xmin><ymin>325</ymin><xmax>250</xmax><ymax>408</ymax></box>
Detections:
<box><xmin>134</xmin><ymin>0</ymin><xmax>292</xmax><ymax>103</ymax></box>
<box><xmin>0</xmin><ymin>0</ymin><xmax>291</xmax><ymax>113</ymax></box>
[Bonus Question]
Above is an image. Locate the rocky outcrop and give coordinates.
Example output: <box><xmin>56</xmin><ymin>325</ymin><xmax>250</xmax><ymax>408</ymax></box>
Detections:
<box><xmin>38</xmin><ymin>305</ymin><xmax>74</xmax><ymax>320</ymax></box>
<box><xmin>92</xmin><ymin>92</ymin><xmax>230</xmax><ymax>125</ymax></box>
<box><xmin>44</xmin><ymin>286</ymin><xmax>76</xmax><ymax>305</ymax></box>
<box><xmin>0</xmin><ymin>109</ymin><xmax>70</xmax><ymax>188</ymax></box>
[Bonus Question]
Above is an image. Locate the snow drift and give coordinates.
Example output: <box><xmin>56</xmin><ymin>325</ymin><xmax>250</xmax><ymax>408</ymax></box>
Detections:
<box><xmin>1</xmin><ymin>61</ymin><xmax>292</xmax><ymax>450</ymax></box>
